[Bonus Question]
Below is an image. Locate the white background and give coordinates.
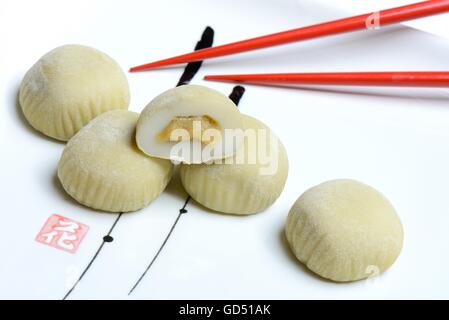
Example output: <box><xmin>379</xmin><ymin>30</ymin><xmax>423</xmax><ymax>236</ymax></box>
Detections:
<box><xmin>1</xmin><ymin>0</ymin><xmax>449</xmax><ymax>299</ymax></box>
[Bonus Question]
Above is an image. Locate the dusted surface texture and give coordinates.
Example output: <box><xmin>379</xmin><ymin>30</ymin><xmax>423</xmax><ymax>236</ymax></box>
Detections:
<box><xmin>19</xmin><ymin>44</ymin><xmax>130</xmax><ymax>141</ymax></box>
<box><xmin>58</xmin><ymin>110</ymin><xmax>173</xmax><ymax>212</ymax></box>
<box><xmin>286</xmin><ymin>179</ymin><xmax>403</xmax><ymax>282</ymax></box>
<box><xmin>180</xmin><ymin>114</ymin><xmax>289</xmax><ymax>215</ymax></box>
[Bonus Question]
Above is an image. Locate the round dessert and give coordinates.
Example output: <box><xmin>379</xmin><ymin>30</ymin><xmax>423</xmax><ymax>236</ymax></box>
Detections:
<box><xmin>180</xmin><ymin>114</ymin><xmax>288</xmax><ymax>215</ymax></box>
<box><xmin>19</xmin><ymin>44</ymin><xmax>130</xmax><ymax>141</ymax></box>
<box><xmin>58</xmin><ymin>110</ymin><xmax>173</xmax><ymax>212</ymax></box>
<box><xmin>285</xmin><ymin>179</ymin><xmax>403</xmax><ymax>282</ymax></box>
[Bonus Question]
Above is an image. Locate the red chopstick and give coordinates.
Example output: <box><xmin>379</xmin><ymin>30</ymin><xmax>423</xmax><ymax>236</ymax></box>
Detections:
<box><xmin>130</xmin><ymin>0</ymin><xmax>449</xmax><ymax>72</ymax></box>
<box><xmin>204</xmin><ymin>72</ymin><xmax>449</xmax><ymax>87</ymax></box>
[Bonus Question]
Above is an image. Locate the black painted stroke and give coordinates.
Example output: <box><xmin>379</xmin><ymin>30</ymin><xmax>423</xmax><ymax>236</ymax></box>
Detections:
<box><xmin>228</xmin><ymin>85</ymin><xmax>245</xmax><ymax>105</ymax></box>
<box><xmin>128</xmin><ymin>27</ymin><xmax>216</xmax><ymax>295</ymax></box>
<box><xmin>177</xmin><ymin>26</ymin><xmax>214</xmax><ymax>87</ymax></box>
<box><xmin>128</xmin><ymin>197</ymin><xmax>190</xmax><ymax>295</ymax></box>
<box><xmin>128</xmin><ymin>85</ymin><xmax>245</xmax><ymax>295</ymax></box>
<box><xmin>62</xmin><ymin>213</ymin><xmax>122</xmax><ymax>300</ymax></box>
<box><xmin>62</xmin><ymin>27</ymin><xmax>214</xmax><ymax>300</ymax></box>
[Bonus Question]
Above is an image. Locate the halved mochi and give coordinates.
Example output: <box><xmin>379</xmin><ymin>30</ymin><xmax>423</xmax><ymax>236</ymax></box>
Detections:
<box><xmin>136</xmin><ymin>85</ymin><xmax>244</xmax><ymax>164</ymax></box>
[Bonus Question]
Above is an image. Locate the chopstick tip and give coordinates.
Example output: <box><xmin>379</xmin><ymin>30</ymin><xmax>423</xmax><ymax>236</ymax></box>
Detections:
<box><xmin>128</xmin><ymin>62</ymin><xmax>161</xmax><ymax>72</ymax></box>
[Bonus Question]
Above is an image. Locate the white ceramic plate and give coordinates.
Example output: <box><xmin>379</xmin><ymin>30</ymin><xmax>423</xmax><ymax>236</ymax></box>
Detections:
<box><xmin>1</xmin><ymin>0</ymin><xmax>449</xmax><ymax>299</ymax></box>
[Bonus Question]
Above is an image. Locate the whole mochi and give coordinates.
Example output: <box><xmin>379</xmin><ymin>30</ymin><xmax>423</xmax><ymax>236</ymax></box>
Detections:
<box><xmin>58</xmin><ymin>110</ymin><xmax>173</xmax><ymax>213</ymax></box>
<box><xmin>285</xmin><ymin>179</ymin><xmax>403</xmax><ymax>282</ymax></box>
<box><xmin>180</xmin><ymin>114</ymin><xmax>289</xmax><ymax>215</ymax></box>
<box><xmin>19</xmin><ymin>44</ymin><xmax>130</xmax><ymax>141</ymax></box>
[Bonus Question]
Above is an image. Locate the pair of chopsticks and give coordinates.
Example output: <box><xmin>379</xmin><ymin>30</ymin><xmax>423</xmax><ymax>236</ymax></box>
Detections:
<box><xmin>130</xmin><ymin>0</ymin><xmax>449</xmax><ymax>88</ymax></box>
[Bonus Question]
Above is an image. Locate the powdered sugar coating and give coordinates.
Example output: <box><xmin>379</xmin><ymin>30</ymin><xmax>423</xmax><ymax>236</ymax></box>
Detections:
<box><xmin>180</xmin><ymin>114</ymin><xmax>289</xmax><ymax>215</ymax></box>
<box><xmin>58</xmin><ymin>110</ymin><xmax>173</xmax><ymax>213</ymax></box>
<box><xmin>286</xmin><ymin>179</ymin><xmax>403</xmax><ymax>282</ymax></box>
<box><xmin>19</xmin><ymin>44</ymin><xmax>129</xmax><ymax>141</ymax></box>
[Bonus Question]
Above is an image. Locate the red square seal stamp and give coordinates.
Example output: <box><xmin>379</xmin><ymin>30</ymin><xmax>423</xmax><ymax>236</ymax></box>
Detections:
<box><xmin>35</xmin><ymin>214</ymin><xmax>89</xmax><ymax>254</ymax></box>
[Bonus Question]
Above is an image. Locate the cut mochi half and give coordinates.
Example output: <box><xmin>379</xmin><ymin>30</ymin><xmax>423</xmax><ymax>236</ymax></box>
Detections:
<box><xmin>136</xmin><ymin>85</ymin><xmax>244</xmax><ymax>164</ymax></box>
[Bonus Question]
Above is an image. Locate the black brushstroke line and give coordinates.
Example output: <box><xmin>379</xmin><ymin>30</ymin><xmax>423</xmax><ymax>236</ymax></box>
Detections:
<box><xmin>128</xmin><ymin>86</ymin><xmax>245</xmax><ymax>295</ymax></box>
<box><xmin>128</xmin><ymin>197</ymin><xmax>190</xmax><ymax>295</ymax></box>
<box><xmin>228</xmin><ymin>86</ymin><xmax>245</xmax><ymax>106</ymax></box>
<box><xmin>177</xmin><ymin>26</ymin><xmax>214</xmax><ymax>87</ymax></box>
<box><xmin>62</xmin><ymin>213</ymin><xmax>123</xmax><ymax>300</ymax></box>
<box><xmin>128</xmin><ymin>27</ymin><xmax>215</xmax><ymax>295</ymax></box>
